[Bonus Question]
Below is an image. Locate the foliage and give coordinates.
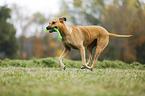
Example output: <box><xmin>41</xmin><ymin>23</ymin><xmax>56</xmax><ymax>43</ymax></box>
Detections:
<box><xmin>101</xmin><ymin>0</ymin><xmax>145</xmax><ymax>63</ymax></box>
<box><xmin>60</xmin><ymin>0</ymin><xmax>105</xmax><ymax>25</ymax></box>
<box><xmin>32</xmin><ymin>34</ymin><xmax>63</xmax><ymax>58</ymax></box>
<box><xmin>0</xmin><ymin>6</ymin><xmax>17</xmax><ymax>58</ymax></box>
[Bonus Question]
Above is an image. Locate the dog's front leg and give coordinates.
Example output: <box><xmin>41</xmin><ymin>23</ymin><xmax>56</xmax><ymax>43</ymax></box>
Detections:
<box><xmin>79</xmin><ymin>45</ymin><xmax>92</xmax><ymax>70</ymax></box>
<box><xmin>81</xmin><ymin>46</ymin><xmax>93</xmax><ymax>69</ymax></box>
<box><xmin>59</xmin><ymin>45</ymin><xmax>70</xmax><ymax>70</ymax></box>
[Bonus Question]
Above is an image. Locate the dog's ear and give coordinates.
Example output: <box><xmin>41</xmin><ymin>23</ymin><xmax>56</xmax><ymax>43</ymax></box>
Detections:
<box><xmin>59</xmin><ymin>17</ymin><xmax>67</xmax><ymax>22</ymax></box>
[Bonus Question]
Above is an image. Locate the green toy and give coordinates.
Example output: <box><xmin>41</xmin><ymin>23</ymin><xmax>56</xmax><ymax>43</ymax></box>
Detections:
<box><xmin>46</xmin><ymin>28</ymin><xmax>62</xmax><ymax>40</ymax></box>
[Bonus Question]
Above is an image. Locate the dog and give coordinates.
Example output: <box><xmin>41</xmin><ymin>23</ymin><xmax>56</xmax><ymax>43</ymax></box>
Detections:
<box><xmin>46</xmin><ymin>17</ymin><xmax>133</xmax><ymax>71</ymax></box>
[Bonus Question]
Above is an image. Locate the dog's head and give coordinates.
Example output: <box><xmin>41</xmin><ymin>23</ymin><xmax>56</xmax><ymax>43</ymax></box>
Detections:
<box><xmin>46</xmin><ymin>17</ymin><xmax>67</xmax><ymax>33</ymax></box>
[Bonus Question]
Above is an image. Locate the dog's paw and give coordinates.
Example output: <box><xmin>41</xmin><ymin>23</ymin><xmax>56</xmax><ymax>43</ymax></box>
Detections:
<box><xmin>63</xmin><ymin>67</ymin><xmax>66</xmax><ymax>70</ymax></box>
<box><xmin>80</xmin><ymin>66</ymin><xmax>86</xmax><ymax>69</ymax></box>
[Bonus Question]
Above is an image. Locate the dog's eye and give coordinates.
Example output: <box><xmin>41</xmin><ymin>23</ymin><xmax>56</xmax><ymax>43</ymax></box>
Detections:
<box><xmin>52</xmin><ymin>22</ymin><xmax>56</xmax><ymax>24</ymax></box>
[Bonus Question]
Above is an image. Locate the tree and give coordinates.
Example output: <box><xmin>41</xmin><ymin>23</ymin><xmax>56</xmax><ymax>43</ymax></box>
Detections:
<box><xmin>101</xmin><ymin>0</ymin><xmax>145</xmax><ymax>63</ymax></box>
<box><xmin>0</xmin><ymin>5</ymin><xmax>17</xmax><ymax>58</ymax></box>
<box><xmin>60</xmin><ymin>0</ymin><xmax>105</xmax><ymax>25</ymax></box>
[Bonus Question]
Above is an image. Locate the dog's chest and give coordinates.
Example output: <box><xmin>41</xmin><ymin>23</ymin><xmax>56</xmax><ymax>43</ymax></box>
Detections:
<box><xmin>62</xmin><ymin>36</ymin><xmax>79</xmax><ymax>50</ymax></box>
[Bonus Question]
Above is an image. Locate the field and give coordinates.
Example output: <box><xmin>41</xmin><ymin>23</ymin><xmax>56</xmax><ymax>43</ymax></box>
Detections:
<box><xmin>0</xmin><ymin>57</ymin><xmax>145</xmax><ymax>96</ymax></box>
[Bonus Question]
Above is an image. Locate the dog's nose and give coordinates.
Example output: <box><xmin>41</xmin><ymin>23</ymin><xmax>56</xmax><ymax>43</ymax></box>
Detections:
<box><xmin>46</xmin><ymin>26</ymin><xmax>50</xmax><ymax>30</ymax></box>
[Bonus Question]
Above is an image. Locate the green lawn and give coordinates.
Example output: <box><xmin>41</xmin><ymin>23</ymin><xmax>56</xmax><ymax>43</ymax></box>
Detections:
<box><xmin>0</xmin><ymin>57</ymin><xmax>145</xmax><ymax>96</ymax></box>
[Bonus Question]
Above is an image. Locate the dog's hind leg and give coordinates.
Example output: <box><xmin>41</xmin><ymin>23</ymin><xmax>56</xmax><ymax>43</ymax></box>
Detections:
<box><xmin>86</xmin><ymin>39</ymin><xmax>97</xmax><ymax>65</ymax></box>
<box><xmin>90</xmin><ymin>36</ymin><xmax>109</xmax><ymax>70</ymax></box>
<box><xmin>59</xmin><ymin>44</ymin><xmax>71</xmax><ymax>70</ymax></box>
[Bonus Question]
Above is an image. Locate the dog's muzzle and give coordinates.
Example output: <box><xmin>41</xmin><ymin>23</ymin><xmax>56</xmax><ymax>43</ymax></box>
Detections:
<box><xmin>46</xmin><ymin>26</ymin><xmax>58</xmax><ymax>33</ymax></box>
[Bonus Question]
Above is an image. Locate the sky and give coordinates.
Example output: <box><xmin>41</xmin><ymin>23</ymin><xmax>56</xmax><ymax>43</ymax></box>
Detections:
<box><xmin>0</xmin><ymin>0</ymin><xmax>60</xmax><ymax>15</ymax></box>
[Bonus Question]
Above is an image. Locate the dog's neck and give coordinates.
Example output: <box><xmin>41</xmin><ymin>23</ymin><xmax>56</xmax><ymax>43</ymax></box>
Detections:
<box><xmin>59</xmin><ymin>23</ymin><xmax>72</xmax><ymax>37</ymax></box>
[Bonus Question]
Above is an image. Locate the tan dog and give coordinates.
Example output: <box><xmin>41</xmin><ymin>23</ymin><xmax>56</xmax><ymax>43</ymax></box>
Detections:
<box><xmin>46</xmin><ymin>17</ymin><xmax>133</xmax><ymax>70</ymax></box>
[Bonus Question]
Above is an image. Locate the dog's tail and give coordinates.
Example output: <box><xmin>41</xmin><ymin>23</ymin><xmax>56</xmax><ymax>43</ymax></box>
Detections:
<box><xmin>109</xmin><ymin>33</ymin><xmax>133</xmax><ymax>37</ymax></box>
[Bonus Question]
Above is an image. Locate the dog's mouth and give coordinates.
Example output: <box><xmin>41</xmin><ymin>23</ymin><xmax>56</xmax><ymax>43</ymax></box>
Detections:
<box><xmin>46</xmin><ymin>26</ymin><xmax>58</xmax><ymax>33</ymax></box>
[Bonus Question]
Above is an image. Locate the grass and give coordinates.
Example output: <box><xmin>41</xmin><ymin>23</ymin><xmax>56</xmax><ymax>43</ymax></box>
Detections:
<box><xmin>0</xmin><ymin>57</ymin><xmax>145</xmax><ymax>96</ymax></box>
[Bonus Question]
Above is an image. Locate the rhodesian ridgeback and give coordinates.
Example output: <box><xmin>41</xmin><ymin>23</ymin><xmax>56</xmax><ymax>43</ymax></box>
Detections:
<box><xmin>46</xmin><ymin>17</ymin><xmax>132</xmax><ymax>71</ymax></box>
